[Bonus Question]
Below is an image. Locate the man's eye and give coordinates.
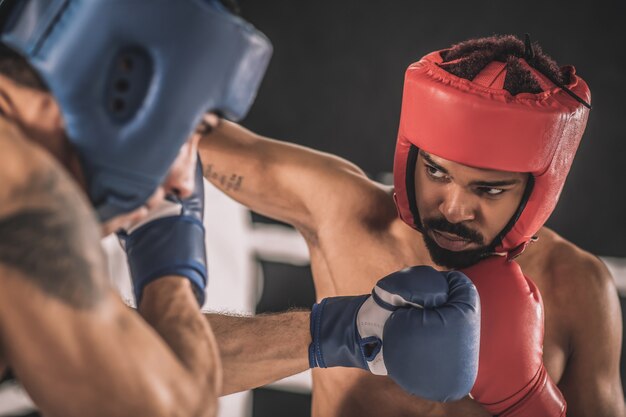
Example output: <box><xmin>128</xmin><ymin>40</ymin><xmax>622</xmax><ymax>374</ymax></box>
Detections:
<box><xmin>426</xmin><ymin>165</ymin><xmax>446</xmax><ymax>179</ymax></box>
<box><xmin>479</xmin><ymin>187</ymin><xmax>505</xmax><ymax>196</ymax></box>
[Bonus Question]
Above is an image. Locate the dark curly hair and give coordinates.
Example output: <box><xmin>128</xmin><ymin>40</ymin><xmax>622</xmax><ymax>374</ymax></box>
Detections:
<box><xmin>0</xmin><ymin>43</ymin><xmax>48</xmax><ymax>91</ymax></box>
<box><xmin>438</xmin><ymin>35</ymin><xmax>567</xmax><ymax>95</ymax></box>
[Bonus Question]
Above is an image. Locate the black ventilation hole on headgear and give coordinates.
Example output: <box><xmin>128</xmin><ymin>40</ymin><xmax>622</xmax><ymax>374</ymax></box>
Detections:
<box><xmin>111</xmin><ymin>98</ymin><xmax>126</xmax><ymax>113</ymax></box>
<box><xmin>120</xmin><ymin>56</ymin><xmax>134</xmax><ymax>72</ymax></box>
<box><xmin>105</xmin><ymin>48</ymin><xmax>152</xmax><ymax>123</ymax></box>
<box><xmin>115</xmin><ymin>79</ymin><xmax>130</xmax><ymax>93</ymax></box>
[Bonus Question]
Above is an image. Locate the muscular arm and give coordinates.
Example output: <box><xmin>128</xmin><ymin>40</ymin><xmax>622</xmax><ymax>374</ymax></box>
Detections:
<box><xmin>198</xmin><ymin>121</ymin><xmax>383</xmax><ymax>234</ymax></box>
<box><xmin>206</xmin><ymin>311</ymin><xmax>310</xmax><ymax>395</ymax></box>
<box><xmin>556</xmin><ymin>255</ymin><xmax>625</xmax><ymax>417</ymax></box>
<box><xmin>0</xmin><ymin>132</ymin><xmax>218</xmax><ymax>417</ymax></box>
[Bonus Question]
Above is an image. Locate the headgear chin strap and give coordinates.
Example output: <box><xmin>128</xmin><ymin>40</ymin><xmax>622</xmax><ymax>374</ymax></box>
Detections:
<box><xmin>0</xmin><ymin>0</ymin><xmax>272</xmax><ymax>221</ymax></box>
<box><xmin>393</xmin><ymin>50</ymin><xmax>591</xmax><ymax>256</ymax></box>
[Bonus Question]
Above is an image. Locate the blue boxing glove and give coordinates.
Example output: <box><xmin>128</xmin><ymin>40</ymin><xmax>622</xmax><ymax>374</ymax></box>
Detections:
<box><xmin>309</xmin><ymin>266</ymin><xmax>480</xmax><ymax>402</ymax></box>
<box><xmin>118</xmin><ymin>161</ymin><xmax>207</xmax><ymax>307</ymax></box>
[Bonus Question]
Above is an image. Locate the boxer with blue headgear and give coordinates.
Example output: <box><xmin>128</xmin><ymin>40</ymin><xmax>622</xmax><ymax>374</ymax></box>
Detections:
<box><xmin>1</xmin><ymin>0</ymin><xmax>271</xmax><ymax>303</ymax></box>
<box><xmin>1</xmin><ymin>0</ymin><xmax>271</xmax><ymax>222</ymax></box>
<box><xmin>0</xmin><ymin>1</ymin><xmax>270</xmax><ymax>415</ymax></box>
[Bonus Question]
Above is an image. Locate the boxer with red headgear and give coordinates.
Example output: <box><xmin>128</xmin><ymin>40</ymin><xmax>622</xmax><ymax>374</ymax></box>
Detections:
<box><xmin>392</xmin><ymin>38</ymin><xmax>590</xmax><ymax>414</ymax></box>
<box><xmin>199</xmin><ymin>35</ymin><xmax>623</xmax><ymax>417</ymax></box>
<box><xmin>394</xmin><ymin>39</ymin><xmax>590</xmax><ymax>263</ymax></box>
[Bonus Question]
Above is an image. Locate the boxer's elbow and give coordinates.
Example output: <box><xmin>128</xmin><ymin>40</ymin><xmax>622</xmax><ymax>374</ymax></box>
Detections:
<box><xmin>174</xmin><ymin>363</ymin><xmax>221</xmax><ymax>417</ymax></box>
<box><xmin>134</xmin><ymin>374</ymin><xmax>219</xmax><ymax>417</ymax></box>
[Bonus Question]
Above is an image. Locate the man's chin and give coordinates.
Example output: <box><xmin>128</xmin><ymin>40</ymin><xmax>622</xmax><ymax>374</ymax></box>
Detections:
<box><xmin>422</xmin><ymin>231</ymin><xmax>492</xmax><ymax>270</ymax></box>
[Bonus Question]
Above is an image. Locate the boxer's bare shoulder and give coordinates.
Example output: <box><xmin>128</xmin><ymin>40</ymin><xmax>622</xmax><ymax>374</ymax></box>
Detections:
<box><xmin>312</xmin><ymin>176</ymin><xmax>398</xmax><ymax>241</ymax></box>
<box><xmin>519</xmin><ymin>227</ymin><xmax>624</xmax><ymax>416</ymax></box>
<box><xmin>0</xmin><ymin>123</ymin><xmax>107</xmax><ymax>309</ymax></box>
<box><xmin>520</xmin><ymin>228</ymin><xmax>615</xmax><ymax>346</ymax></box>
<box><xmin>520</xmin><ymin>228</ymin><xmax>617</xmax><ymax>352</ymax></box>
<box><xmin>521</xmin><ymin>227</ymin><xmax>616</xmax><ymax>315</ymax></box>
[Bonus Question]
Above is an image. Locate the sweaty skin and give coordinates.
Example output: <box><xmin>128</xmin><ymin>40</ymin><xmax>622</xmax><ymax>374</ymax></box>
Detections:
<box><xmin>0</xmin><ymin>79</ymin><xmax>221</xmax><ymax>416</ymax></box>
<box><xmin>201</xmin><ymin>121</ymin><xmax>624</xmax><ymax>417</ymax></box>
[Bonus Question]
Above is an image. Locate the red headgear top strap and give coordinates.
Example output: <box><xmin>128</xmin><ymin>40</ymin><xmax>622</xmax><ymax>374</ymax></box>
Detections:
<box><xmin>393</xmin><ymin>50</ymin><xmax>590</xmax><ymax>254</ymax></box>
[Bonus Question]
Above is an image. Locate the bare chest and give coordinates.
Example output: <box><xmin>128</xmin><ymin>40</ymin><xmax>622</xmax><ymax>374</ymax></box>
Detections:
<box><xmin>308</xmin><ymin>227</ymin><xmax>428</xmax><ymax>299</ymax></box>
<box><xmin>312</xmin><ymin>368</ymin><xmax>491</xmax><ymax>417</ymax></box>
<box><xmin>307</xmin><ymin>225</ymin><xmax>570</xmax><ymax>414</ymax></box>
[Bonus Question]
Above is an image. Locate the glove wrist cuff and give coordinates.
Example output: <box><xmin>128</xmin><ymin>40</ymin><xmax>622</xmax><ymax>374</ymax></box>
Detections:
<box><xmin>125</xmin><ymin>216</ymin><xmax>207</xmax><ymax>306</ymax></box>
<box><xmin>308</xmin><ymin>295</ymin><xmax>369</xmax><ymax>369</ymax></box>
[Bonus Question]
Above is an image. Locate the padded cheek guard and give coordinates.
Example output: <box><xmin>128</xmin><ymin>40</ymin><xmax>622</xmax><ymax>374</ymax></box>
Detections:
<box><xmin>0</xmin><ymin>0</ymin><xmax>272</xmax><ymax>221</ymax></box>
<box><xmin>393</xmin><ymin>50</ymin><xmax>591</xmax><ymax>255</ymax></box>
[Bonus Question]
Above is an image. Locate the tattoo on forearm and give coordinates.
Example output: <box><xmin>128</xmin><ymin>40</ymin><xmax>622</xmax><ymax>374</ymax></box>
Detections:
<box><xmin>0</xmin><ymin>167</ymin><xmax>106</xmax><ymax>308</ymax></box>
<box><xmin>204</xmin><ymin>164</ymin><xmax>243</xmax><ymax>191</ymax></box>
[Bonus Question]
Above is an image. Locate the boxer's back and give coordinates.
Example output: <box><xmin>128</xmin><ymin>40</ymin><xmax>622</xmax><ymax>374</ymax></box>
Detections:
<box><xmin>0</xmin><ymin>113</ymin><xmax>218</xmax><ymax>417</ymax></box>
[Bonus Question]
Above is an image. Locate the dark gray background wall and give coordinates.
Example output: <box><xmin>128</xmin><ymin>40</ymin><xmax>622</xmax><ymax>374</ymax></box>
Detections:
<box><xmin>241</xmin><ymin>0</ymin><xmax>626</xmax><ymax>257</ymax></box>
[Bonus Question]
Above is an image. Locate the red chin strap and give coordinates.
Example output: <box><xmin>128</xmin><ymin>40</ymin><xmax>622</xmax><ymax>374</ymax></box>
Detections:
<box><xmin>393</xmin><ymin>50</ymin><xmax>591</xmax><ymax>255</ymax></box>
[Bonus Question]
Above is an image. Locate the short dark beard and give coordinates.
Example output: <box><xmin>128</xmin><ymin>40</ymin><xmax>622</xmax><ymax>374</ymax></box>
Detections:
<box><xmin>421</xmin><ymin>217</ymin><xmax>496</xmax><ymax>269</ymax></box>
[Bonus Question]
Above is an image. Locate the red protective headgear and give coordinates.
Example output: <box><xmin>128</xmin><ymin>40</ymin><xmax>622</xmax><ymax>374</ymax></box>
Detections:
<box><xmin>393</xmin><ymin>50</ymin><xmax>591</xmax><ymax>256</ymax></box>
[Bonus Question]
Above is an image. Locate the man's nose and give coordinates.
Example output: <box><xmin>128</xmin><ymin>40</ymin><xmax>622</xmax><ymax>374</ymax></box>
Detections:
<box><xmin>163</xmin><ymin>167</ymin><xmax>195</xmax><ymax>199</ymax></box>
<box><xmin>438</xmin><ymin>186</ymin><xmax>476</xmax><ymax>224</ymax></box>
<box><xmin>162</xmin><ymin>148</ymin><xmax>198</xmax><ymax>199</ymax></box>
<box><xmin>169</xmin><ymin>173</ymin><xmax>195</xmax><ymax>199</ymax></box>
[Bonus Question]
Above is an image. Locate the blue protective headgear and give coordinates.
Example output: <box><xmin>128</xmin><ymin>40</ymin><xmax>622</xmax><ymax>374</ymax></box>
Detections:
<box><xmin>0</xmin><ymin>0</ymin><xmax>272</xmax><ymax>221</ymax></box>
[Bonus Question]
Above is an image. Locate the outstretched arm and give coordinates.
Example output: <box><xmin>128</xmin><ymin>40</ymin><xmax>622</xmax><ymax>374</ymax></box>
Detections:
<box><xmin>208</xmin><ymin>265</ymin><xmax>482</xmax><ymax>404</ymax></box>
<box><xmin>0</xmin><ymin>131</ymin><xmax>219</xmax><ymax>417</ymax></box>
<box><xmin>207</xmin><ymin>311</ymin><xmax>311</xmax><ymax>395</ymax></box>
<box><xmin>198</xmin><ymin>121</ymin><xmax>383</xmax><ymax>234</ymax></box>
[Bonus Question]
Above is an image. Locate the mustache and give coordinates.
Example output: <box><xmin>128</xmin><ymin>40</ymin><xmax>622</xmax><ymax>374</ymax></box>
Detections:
<box><xmin>422</xmin><ymin>217</ymin><xmax>484</xmax><ymax>245</ymax></box>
